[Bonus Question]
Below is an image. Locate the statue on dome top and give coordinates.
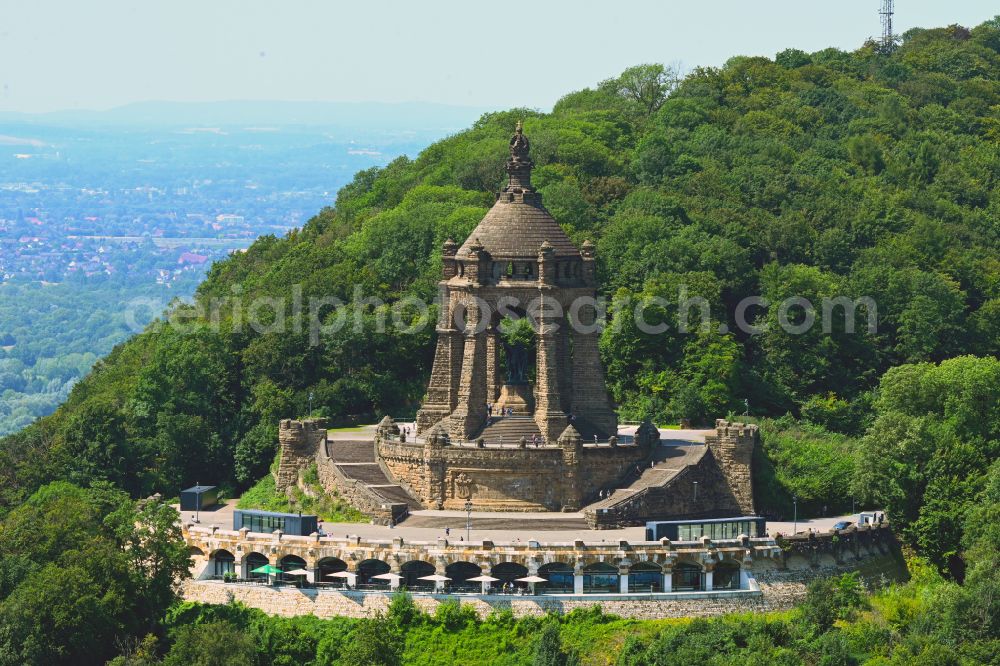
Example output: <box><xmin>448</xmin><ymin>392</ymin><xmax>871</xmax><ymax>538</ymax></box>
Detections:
<box><xmin>509</xmin><ymin>120</ymin><xmax>531</xmax><ymax>163</ymax></box>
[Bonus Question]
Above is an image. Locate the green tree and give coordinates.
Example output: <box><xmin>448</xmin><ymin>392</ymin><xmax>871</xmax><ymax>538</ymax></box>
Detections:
<box><xmin>162</xmin><ymin>621</ymin><xmax>256</xmax><ymax>666</ymax></box>
<box><xmin>533</xmin><ymin>621</ymin><xmax>579</xmax><ymax>666</ymax></box>
<box><xmin>339</xmin><ymin>613</ymin><xmax>403</xmax><ymax>666</ymax></box>
<box><xmin>854</xmin><ymin>356</ymin><xmax>1000</xmax><ymax>573</ymax></box>
<box><xmin>0</xmin><ymin>483</ymin><xmax>190</xmax><ymax>665</ymax></box>
<box><xmin>603</xmin><ymin>64</ymin><xmax>679</xmax><ymax>116</ymax></box>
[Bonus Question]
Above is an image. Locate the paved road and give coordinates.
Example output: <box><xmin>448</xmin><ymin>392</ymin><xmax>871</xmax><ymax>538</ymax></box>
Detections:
<box><xmin>765</xmin><ymin>513</ymin><xmax>881</xmax><ymax>536</ymax></box>
<box><xmin>177</xmin><ymin>500</ymin><xmax>647</xmax><ymax>541</ymax></box>
<box><xmin>181</xmin><ymin>500</ymin><xmax>877</xmax><ymax>544</ymax></box>
<box><xmin>326</xmin><ymin>425</ymin><xmax>378</xmax><ymax>441</ymax></box>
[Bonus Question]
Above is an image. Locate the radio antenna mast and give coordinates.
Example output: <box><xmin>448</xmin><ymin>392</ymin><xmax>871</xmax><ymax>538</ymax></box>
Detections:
<box><xmin>879</xmin><ymin>0</ymin><xmax>896</xmax><ymax>53</ymax></box>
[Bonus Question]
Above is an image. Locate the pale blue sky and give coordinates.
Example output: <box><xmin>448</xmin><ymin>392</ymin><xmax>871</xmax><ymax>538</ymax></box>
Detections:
<box><xmin>0</xmin><ymin>0</ymin><xmax>995</xmax><ymax>113</ymax></box>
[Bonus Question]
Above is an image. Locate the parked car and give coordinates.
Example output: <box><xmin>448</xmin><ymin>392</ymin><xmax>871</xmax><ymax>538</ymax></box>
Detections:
<box><xmin>832</xmin><ymin>521</ymin><xmax>853</xmax><ymax>530</ymax></box>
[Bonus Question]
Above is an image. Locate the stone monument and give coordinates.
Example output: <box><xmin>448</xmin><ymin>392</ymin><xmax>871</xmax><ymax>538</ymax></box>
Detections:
<box><xmin>415</xmin><ymin>121</ymin><xmax>617</xmax><ymax>444</ymax></box>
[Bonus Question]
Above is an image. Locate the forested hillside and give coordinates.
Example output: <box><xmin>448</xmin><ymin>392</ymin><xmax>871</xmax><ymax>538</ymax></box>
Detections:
<box><xmin>1</xmin><ymin>17</ymin><xmax>999</xmax><ymax>666</ymax></box>
<box><xmin>3</xmin><ymin>18</ymin><xmax>1000</xmax><ymax>567</ymax></box>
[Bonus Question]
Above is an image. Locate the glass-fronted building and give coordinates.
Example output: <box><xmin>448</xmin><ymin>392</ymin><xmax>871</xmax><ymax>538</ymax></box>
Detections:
<box><xmin>233</xmin><ymin>509</ymin><xmax>319</xmax><ymax>536</ymax></box>
<box><xmin>645</xmin><ymin>516</ymin><xmax>766</xmax><ymax>541</ymax></box>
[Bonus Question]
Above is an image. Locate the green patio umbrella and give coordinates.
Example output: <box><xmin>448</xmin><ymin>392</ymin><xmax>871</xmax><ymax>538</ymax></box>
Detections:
<box><xmin>250</xmin><ymin>564</ymin><xmax>282</xmax><ymax>582</ymax></box>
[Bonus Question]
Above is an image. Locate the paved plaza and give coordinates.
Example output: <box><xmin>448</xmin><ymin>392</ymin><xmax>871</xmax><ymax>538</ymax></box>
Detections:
<box><xmin>179</xmin><ymin>497</ymin><xmax>867</xmax><ymax>544</ymax></box>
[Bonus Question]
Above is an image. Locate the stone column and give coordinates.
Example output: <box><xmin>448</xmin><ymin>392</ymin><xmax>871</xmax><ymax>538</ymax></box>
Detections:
<box><xmin>417</xmin><ymin>330</ymin><xmax>461</xmax><ymax>433</ymax></box>
<box><xmin>485</xmin><ymin>330</ymin><xmax>501</xmax><ymax>404</ymax></box>
<box><xmin>619</xmin><ymin>568</ymin><xmax>629</xmax><ymax>594</ymax></box>
<box><xmin>558</xmin><ymin>426</ymin><xmax>583</xmax><ymax>511</ymax></box>
<box><xmin>434</xmin><ymin>562</ymin><xmax>447</xmax><ymax>593</ymax></box>
<box><xmin>569</xmin><ymin>297</ymin><xmax>617</xmax><ymax>437</ymax></box>
<box><xmin>449</xmin><ymin>295</ymin><xmax>488</xmax><ymax>440</ymax></box>
<box><xmin>704</xmin><ymin>568</ymin><xmax>713</xmax><ymax>592</ymax></box>
<box><xmin>662</xmin><ymin>569</ymin><xmax>672</xmax><ymax>593</ymax></box>
<box><xmin>416</xmin><ymin>263</ymin><xmax>465</xmax><ymax>434</ymax></box>
<box><xmin>424</xmin><ymin>428</ymin><xmax>448</xmax><ymax>509</ymax></box>
<box><xmin>573</xmin><ymin>573</ymin><xmax>584</xmax><ymax>595</ymax></box>
<box><xmin>557</xmin><ymin>324</ymin><xmax>572</xmax><ymax>412</ymax></box>
<box><xmin>740</xmin><ymin>568</ymin><xmax>750</xmax><ymax>590</ymax></box>
<box><xmin>534</xmin><ymin>252</ymin><xmax>568</xmax><ymax>442</ymax></box>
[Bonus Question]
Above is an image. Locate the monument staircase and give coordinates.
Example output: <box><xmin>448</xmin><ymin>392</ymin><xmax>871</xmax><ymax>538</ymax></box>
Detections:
<box><xmin>583</xmin><ymin>440</ymin><xmax>709</xmax><ymax>528</ymax></box>
<box><xmin>324</xmin><ymin>439</ymin><xmax>421</xmax><ymax>510</ymax></box>
<box><xmin>472</xmin><ymin>415</ymin><xmax>542</xmax><ymax>445</ymax></box>
<box><xmin>470</xmin><ymin>415</ymin><xmax>610</xmax><ymax>446</ymax></box>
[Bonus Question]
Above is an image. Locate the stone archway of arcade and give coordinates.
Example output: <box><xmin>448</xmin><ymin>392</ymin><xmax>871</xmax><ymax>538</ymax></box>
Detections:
<box><xmin>199</xmin><ymin>545</ymin><xmax>748</xmax><ymax>594</ymax></box>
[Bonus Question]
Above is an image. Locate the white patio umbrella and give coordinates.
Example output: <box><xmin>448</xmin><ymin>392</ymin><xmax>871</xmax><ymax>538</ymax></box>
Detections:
<box><xmin>324</xmin><ymin>571</ymin><xmax>354</xmax><ymax>586</ymax></box>
<box><xmin>370</xmin><ymin>572</ymin><xmax>403</xmax><ymax>588</ymax></box>
<box><xmin>325</xmin><ymin>571</ymin><xmax>353</xmax><ymax>578</ymax></box>
<box><xmin>466</xmin><ymin>574</ymin><xmax>499</xmax><ymax>594</ymax></box>
<box><xmin>516</xmin><ymin>575</ymin><xmax>547</xmax><ymax>594</ymax></box>
<box><xmin>418</xmin><ymin>573</ymin><xmax>451</xmax><ymax>591</ymax></box>
<box><xmin>371</xmin><ymin>572</ymin><xmax>403</xmax><ymax>580</ymax></box>
<box><xmin>284</xmin><ymin>568</ymin><xmax>311</xmax><ymax>576</ymax></box>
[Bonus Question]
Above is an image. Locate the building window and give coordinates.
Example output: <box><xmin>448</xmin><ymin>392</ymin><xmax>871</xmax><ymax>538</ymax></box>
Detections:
<box><xmin>715</xmin><ymin>562</ymin><xmax>741</xmax><ymax>590</ymax></box>
<box><xmin>583</xmin><ymin>563</ymin><xmax>618</xmax><ymax>594</ymax></box>
<box><xmin>213</xmin><ymin>550</ymin><xmax>235</xmax><ymax>577</ymax></box>
<box><xmin>628</xmin><ymin>563</ymin><xmax>662</xmax><ymax>593</ymax></box>
<box><xmin>673</xmin><ymin>563</ymin><xmax>702</xmax><ymax>591</ymax></box>
<box><xmin>539</xmin><ymin>563</ymin><xmax>574</xmax><ymax>594</ymax></box>
<box><xmin>244</xmin><ymin>513</ymin><xmax>287</xmax><ymax>534</ymax></box>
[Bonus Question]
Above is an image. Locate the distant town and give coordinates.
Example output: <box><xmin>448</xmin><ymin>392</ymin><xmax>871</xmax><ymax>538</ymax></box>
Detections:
<box><xmin>0</xmin><ymin>119</ymin><xmax>469</xmax><ymax>434</ymax></box>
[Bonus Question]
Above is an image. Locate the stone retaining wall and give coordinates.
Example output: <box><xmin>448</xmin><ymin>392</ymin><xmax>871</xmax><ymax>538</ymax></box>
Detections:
<box><xmin>377</xmin><ymin>420</ymin><xmax>661</xmax><ymax>512</ymax></box>
<box><xmin>181</xmin><ymin>581</ymin><xmax>777</xmax><ymax>620</ymax></box>
<box><xmin>586</xmin><ymin>447</ymin><xmax>739</xmax><ymax>528</ymax></box>
<box><xmin>314</xmin><ymin>441</ymin><xmax>406</xmax><ymax>524</ymax></box>
<box><xmin>181</xmin><ymin>551</ymin><xmax>903</xmax><ymax>620</ymax></box>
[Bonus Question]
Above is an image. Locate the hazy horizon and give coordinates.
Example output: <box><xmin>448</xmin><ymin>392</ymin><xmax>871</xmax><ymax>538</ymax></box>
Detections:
<box><xmin>1</xmin><ymin>0</ymin><xmax>996</xmax><ymax>115</ymax></box>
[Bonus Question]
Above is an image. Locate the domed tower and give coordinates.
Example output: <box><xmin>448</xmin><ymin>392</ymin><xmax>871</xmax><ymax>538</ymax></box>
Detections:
<box><xmin>416</xmin><ymin>122</ymin><xmax>617</xmax><ymax>443</ymax></box>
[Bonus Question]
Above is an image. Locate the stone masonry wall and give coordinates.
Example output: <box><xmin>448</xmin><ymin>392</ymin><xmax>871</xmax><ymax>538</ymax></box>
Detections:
<box><xmin>275</xmin><ymin>419</ymin><xmax>327</xmax><ymax>493</ymax></box>
<box><xmin>704</xmin><ymin>419</ymin><xmax>757</xmax><ymax>515</ymax></box>
<box><xmin>587</xmin><ymin>447</ymin><xmax>741</xmax><ymax>528</ymax></box>
<box><xmin>314</xmin><ymin>446</ymin><xmax>404</xmax><ymax>525</ymax></box>
<box><xmin>377</xmin><ymin>425</ymin><xmax>656</xmax><ymax>512</ymax></box>
<box><xmin>182</xmin><ymin>581</ymin><xmax>768</xmax><ymax>620</ymax></box>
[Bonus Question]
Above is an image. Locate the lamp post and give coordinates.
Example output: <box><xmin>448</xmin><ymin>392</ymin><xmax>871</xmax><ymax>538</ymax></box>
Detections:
<box><xmin>464</xmin><ymin>499</ymin><xmax>473</xmax><ymax>542</ymax></box>
<box><xmin>195</xmin><ymin>481</ymin><xmax>201</xmax><ymax>524</ymax></box>
<box><xmin>692</xmin><ymin>481</ymin><xmax>698</xmax><ymax>502</ymax></box>
<box><xmin>308</xmin><ymin>391</ymin><xmax>314</xmax><ymax>417</ymax></box>
<box><xmin>793</xmin><ymin>496</ymin><xmax>798</xmax><ymax>535</ymax></box>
